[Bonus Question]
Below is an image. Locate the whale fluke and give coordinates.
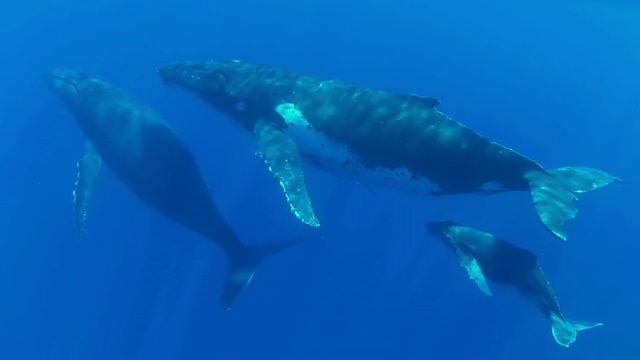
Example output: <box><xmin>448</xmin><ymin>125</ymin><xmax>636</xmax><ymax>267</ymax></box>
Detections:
<box><xmin>550</xmin><ymin>313</ymin><xmax>603</xmax><ymax>347</ymax></box>
<box><xmin>548</xmin><ymin>166</ymin><xmax>622</xmax><ymax>193</ymax></box>
<box><xmin>526</xmin><ymin>166</ymin><xmax>621</xmax><ymax>241</ymax></box>
<box><xmin>221</xmin><ymin>240</ymin><xmax>302</xmax><ymax>310</ymax></box>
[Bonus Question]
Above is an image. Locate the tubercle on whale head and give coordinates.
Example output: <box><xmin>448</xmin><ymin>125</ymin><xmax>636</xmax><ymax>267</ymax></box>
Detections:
<box><xmin>158</xmin><ymin>61</ymin><xmax>229</xmax><ymax>94</ymax></box>
<box><xmin>158</xmin><ymin>62</ymin><xmax>190</xmax><ymax>87</ymax></box>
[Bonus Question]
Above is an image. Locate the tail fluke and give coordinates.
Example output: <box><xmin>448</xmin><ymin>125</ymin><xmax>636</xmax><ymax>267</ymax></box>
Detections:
<box><xmin>220</xmin><ymin>240</ymin><xmax>301</xmax><ymax>310</ymax></box>
<box><xmin>525</xmin><ymin>166</ymin><xmax>621</xmax><ymax>241</ymax></box>
<box><xmin>550</xmin><ymin>313</ymin><xmax>603</xmax><ymax>347</ymax></box>
<box><xmin>547</xmin><ymin>167</ymin><xmax>622</xmax><ymax>193</ymax></box>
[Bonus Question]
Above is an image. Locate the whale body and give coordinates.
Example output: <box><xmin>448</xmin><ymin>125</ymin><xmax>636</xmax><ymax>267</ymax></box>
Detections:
<box><xmin>158</xmin><ymin>59</ymin><xmax>620</xmax><ymax>241</ymax></box>
<box><xmin>45</xmin><ymin>69</ymin><xmax>298</xmax><ymax>309</ymax></box>
<box><xmin>427</xmin><ymin>220</ymin><xmax>602</xmax><ymax>347</ymax></box>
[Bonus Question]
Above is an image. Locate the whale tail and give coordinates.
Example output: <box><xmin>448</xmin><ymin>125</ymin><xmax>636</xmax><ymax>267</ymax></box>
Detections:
<box><xmin>525</xmin><ymin>166</ymin><xmax>621</xmax><ymax>241</ymax></box>
<box><xmin>550</xmin><ymin>313</ymin><xmax>603</xmax><ymax>347</ymax></box>
<box><xmin>220</xmin><ymin>240</ymin><xmax>301</xmax><ymax>310</ymax></box>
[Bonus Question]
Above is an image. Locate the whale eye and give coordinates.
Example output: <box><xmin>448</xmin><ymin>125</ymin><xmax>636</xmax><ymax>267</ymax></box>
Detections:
<box><xmin>235</xmin><ymin>101</ymin><xmax>248</xmax><ymax>112</ymax></box>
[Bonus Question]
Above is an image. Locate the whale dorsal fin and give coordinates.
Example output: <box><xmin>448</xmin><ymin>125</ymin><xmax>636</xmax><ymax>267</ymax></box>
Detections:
<box><xmin>254</xmin><ymin>119</ymin><xmax>320</xmax><ymax>227</ymax></box>
<box><xmin>73</xmin><ymin>140</ymin><xmax>102</xmax><ymax>237</ymax></box>
<box><xmin>401</xmin><ymin>94</ymin><xmax>441</xmax><ymax>108</ymax></box>
<box><xmin>455</xmin><ymin>247</ymin><xmax>493</xmax><ymax>296</ymax></box>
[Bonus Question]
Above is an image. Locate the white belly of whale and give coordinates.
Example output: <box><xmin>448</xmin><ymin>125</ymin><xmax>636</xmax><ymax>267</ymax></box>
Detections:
<box><xmin>276</xmin><ymin>102</ymin><xmax>440</xmax><ymax>196</ymax></box>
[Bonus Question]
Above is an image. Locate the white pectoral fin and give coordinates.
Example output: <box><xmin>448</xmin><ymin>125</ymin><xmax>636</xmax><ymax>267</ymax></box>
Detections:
<box><xmin>73</xmin><ymin>140</ymin><xmax>102</xmax><ymax>237</ymax></box>
<box><xmin>254</xmin><ymin>119</ymin><xmax>320</xmax><ymax>227</ymax></box>
<box><xmin>455</xmin><ymin>248</ymin><xmax>492</xmax><ymax>296</ymax></box>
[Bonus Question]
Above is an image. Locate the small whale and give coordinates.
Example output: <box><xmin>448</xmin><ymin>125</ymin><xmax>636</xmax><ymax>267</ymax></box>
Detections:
<box><xmin>427</xmin><ymin>220</ymin><xmax>602</xmax><ymax>347</ymax></box>
<box><xmin>45</xmin><ymin>69</ymin><xmax>299</xmax><ymax>309</ymax></box>
<box><xmin>158</xmin><ymin>59</ymin><xmax>620</xmax><ymax>241</ymax></box>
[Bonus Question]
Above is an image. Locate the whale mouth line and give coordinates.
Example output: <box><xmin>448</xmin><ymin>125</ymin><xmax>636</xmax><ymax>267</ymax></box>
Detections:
<box><xmin>49</xmin><ymin>73</ymin><xmax>79</xmax><ymax>95</ymax></box>
<box><xmin>159</xmin><ymin>73</ymin><xmax>177</xmax><ymax>87</ymax></box>
<box><xmin>52</xmin><ymin>74</ymin><xmax>78</xmax><ymax>90</ymax></box>
<box><xmin>157</xmin><ymin>67</ymin><xmax>179</xmax><ymax>88</ymax></box>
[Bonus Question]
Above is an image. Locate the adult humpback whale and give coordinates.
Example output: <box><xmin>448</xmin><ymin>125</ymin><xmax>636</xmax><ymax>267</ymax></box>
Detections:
<box><xmin>158</xmin><ymin>59</ymin><xmax>620</xmax><ymax>241</ymax></box>
<box><xmin>427</xmin><ymin>221</ymin><xmax>602</xmax><ymax>347</ymax></box>
<box><xmin>45</xmin><ymin>69</ymin><xmax>298</xmax><ymax>309</ymax></box>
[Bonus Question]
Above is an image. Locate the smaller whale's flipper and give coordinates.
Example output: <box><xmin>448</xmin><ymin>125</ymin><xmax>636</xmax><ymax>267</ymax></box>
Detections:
<box><xmin>525</xmin><ymin>166</ymin><xmax>621</xmax><ymax>241</ymax></box>
<box><xmin>73</xmin><ymin>140</ymin><xmax>102</xmax><ymax>236</ymax></box>
<box><xmin>221</xmin><ymin>240</ymin><xmax>302</xmax><ymax>310</ymax></box>
<box><xmin>254</xmin><ymin>119</ymin><xmax>320</xmax><ymax>227</ymax></box>
<box><xmin>550</xmin><ymin>313</ymin><xmax>603</xmax><ymax>347</ymax></box>
<box><xmin>454</xmin><ymin>248</ymin><xmax>493</xmax><ymax>296</ymax></box>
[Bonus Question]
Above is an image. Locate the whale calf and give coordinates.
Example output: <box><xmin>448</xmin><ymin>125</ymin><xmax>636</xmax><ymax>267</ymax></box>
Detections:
<box><xmin>427</xmin><ymin>221</ymin><xmax>602</xmax><ymax>347</ymax></box>
<box><xmin>158</xmin><ymin>59</ymin><xmax>620</xmax><ymax>241</ymax></box>
<box><xmin>45</xmin><ymin>69</ymin><xmax>298</xmax><ymax>309</ymax></box>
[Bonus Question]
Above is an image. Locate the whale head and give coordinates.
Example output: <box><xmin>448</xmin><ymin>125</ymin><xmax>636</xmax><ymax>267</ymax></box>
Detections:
<box><xmin>426</xmin><ymin>220</ymin><xmax>458</xmax><ymax>238</ymax></box>
<box><xmin>44</xmin><ymin>69</ymin><xmax>113</xmax><ymax>115</ymax></box>
<box><xmin>158</xmin><ymin>60</ymin><xmax>251</xmax><ymax>112</ymax></box>
<box><xmin>45</xmin><ymin>69</ymin><xmax>91</xmax><ymax>106</ymax></box>
<box><xmin>158</xmin><ymin>61</ymin><xmax>229</xmax><ymax>93</ymax></box>
<box><xmin>426</xmin><ymin>220</ymin><xmax>473</xmax><ymax>253</ymax></box>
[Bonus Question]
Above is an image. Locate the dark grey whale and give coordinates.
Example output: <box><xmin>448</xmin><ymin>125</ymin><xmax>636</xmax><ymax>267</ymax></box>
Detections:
<box><xmin>427</xmin><ymin>221</ymin><xmax>602</xmax><ymax>347</ymax></box>
<box><xmin>45</xmin><ymin>69</ymin><xmax>298</xmax><ymax>309</ymax></box>
<box><xmin>158</xmin><ymin>59</ymin><xmax>620</xmax><ymax>241</ymax></box>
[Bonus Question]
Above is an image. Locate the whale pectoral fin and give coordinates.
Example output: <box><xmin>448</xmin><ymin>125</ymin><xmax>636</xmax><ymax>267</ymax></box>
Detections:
<box><xmin>254</xmin><ymin>119</ymin><xmax>320</xmax><ymax>227</ymax></box>
<box><xmin>455</xmin><ymin>248</ymin><xmax>492</xmax><ymax>296</ymax></box>
<box><xmin>74</xmin><ymin>140</ymin><xmax>102</xmax><ymax>237</ymax></box>
<box><xmin>526</xmin><ymin>167</ymin><xmax>621</xmax><ymax>241</ymax></box>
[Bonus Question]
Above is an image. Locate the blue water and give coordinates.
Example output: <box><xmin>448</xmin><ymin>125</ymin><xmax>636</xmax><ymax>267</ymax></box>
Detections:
<box><xmin>1</xmin><ymin>1</ymin><xmax>637</xmax><ymax>358</ymax></box>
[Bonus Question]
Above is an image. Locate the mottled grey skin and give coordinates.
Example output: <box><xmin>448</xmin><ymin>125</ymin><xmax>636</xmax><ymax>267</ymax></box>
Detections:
<box><xmin>45</xmin><ymin>69</ymin><xmax>298</xmax><ymax>309</ymax></box>
<box><xmin>158</xmin><ymin>59</ymin><xmax>620</xmax><ymax>241</ymax></box>
<box><xmin>160</xmin><ymin>60</ymin><xmax>538</xmax><ymax>193</ymax></box>
<box><xmin>427</xmin><ymin>221</ymin><xmax>602</xmax><ymax>347</ymax></box>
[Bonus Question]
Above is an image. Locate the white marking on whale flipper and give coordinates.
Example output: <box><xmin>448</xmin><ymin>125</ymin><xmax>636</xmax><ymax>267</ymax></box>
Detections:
<box><xmin>275</xmin><ymin>102</ymin><xmax>441</xmax><ymax>195</ymax></box>
<box><xmin>276</xmin><ymin>102</ymin><xmax>360</xmax><ymax>169</ymax></box>
<box><xmin>73</xmin><ymin>140</ymin><xmax>102</xmax><ymax>237</ymax></box>
<box><xmin>254</xmin><ymin>118</ymin><xmax>320</xmax><ymax>227</ymax></box>
<box><xmin>454</xmin><ymin>247</ymin><xmax>493</xmax><ymax>296</ymax></box>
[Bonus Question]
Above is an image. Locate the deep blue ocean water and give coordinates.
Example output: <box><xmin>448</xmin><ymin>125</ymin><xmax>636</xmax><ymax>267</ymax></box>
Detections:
<box><xmin>1</xmin><ymin>1</ymin><xmax>638</xmax><ymax>359</ymax></box>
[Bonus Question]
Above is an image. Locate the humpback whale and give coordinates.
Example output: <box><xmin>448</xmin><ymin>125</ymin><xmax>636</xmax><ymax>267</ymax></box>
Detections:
<box><xmin>427</xmin><ymin>221</ymin><xmax>602</xmax><ymax>347</ymax></box>
<box><xmin>158</xmin><ymin>59</ymin><xmax>620</xmax><ymax>241</ymax></box>
<box><xmin>45</xmin><ymin>69</ymin><xmax>298</xmax><ymax>309</ymax></box>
